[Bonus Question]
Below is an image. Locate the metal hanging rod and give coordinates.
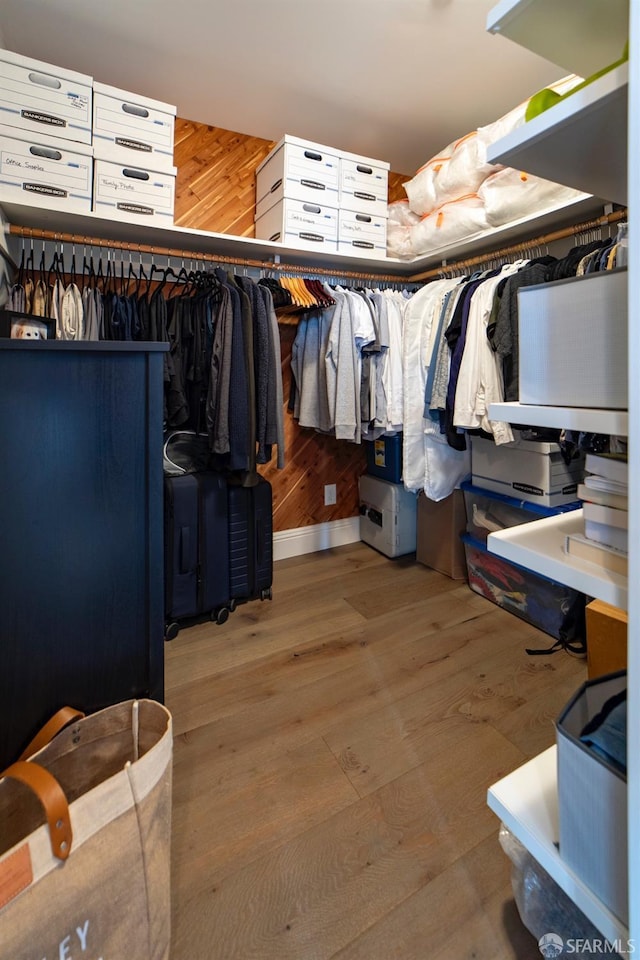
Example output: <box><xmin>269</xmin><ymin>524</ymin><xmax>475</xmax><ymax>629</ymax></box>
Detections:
<box><xmin>7</xmin><ymin>224</ymin><xmax>406</xmax><ymax>284</ymax></box>
<box><xmin>409</xmin><ymin>208</ymin><xmax>627</xmax><ymax>281</ymax></box>
<box><xmin>8</xmin><ymin>207</ymin><xmax>627</xmax><ymax>286</ymax></box>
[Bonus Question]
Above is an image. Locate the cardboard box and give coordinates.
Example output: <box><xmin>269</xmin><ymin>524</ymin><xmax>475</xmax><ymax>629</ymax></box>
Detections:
<box><xmin>416</xmin><ymin>489</ymin><xmax>467</xmax><ymax>579</ymax></box>
<box><xmin>93</xmin><ymin>155</ymin><xmax>176</xmax><ymax>224</ymax></box>
<box><xmin>255</xmin><ymin>197</ymin><xmax>338</xmax><ymax>252</ymax></box>
<box><xmin>339</xmin><ymin>155</ymin><xmax>389</xmax><ymax>218</ymax></box>
<box><xmin>256</xmin><ymin>135</ymin><xmax>340</xmax><ymax>217</ymax></box>
<box><xmin>338</xmin><ymin>208</ymin><xmax>387</xmax><ymax>258</ymax></box>
<box><xmin>557</xmin><ymin>671</ymin><xmax>627</xmax><ymax>924</ymax></box>
<box><xmin>92</xmin><ymin>82</ymin><xmax>176</xmax><ymax>170</ymax></box>
<box><xmin>0</xmin><ymin>49</ymin><xmax>92</xmax><ymax>144</ymax></box>
<box><xmin>471</xmin><ymin>434</ymin><xmax>584</xmax><ymax>507</ymax></box>
<box><xmin>519</xmin><ymin>269</ymin><xmax>627</xmax><ymax>409</ymax></box>
<box><xmin>359</xmin><ymin>474</ymin><xmax>417</xmax><ymax>558</ymax></box>
<box><xmin>0</xmin><ymin>124</ymin><xmax>92</xmax><ymax>212</ymax></box>
<box><xmin>586</xmin><ymin>599</ymin><xmax>628</xmax><ymax>679</ymax></box>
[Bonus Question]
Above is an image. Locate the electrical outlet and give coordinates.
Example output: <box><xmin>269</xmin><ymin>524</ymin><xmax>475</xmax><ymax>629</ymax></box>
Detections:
<box><xmin>324</xmin><ymin>483</ymin><xmax>337</xmax><ymax>506</ymax></box>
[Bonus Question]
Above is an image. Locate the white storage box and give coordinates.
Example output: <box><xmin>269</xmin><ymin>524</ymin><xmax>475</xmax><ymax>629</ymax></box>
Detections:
<box><xmin>92</xmin><ymin>82</ymin><xmax>176</xmax><ymax>170</ymax></box>
<box><xmin>518</xmin><ymin>269</ymin><xmax>627</xmax><ymax>409</ymax></box>
<box><xmin>339</xmin><ymin>154</ymin><xmax>389</xmax><ymax>218</ymax></box>
<box><xmin>255</xmin><ymin>135</ymin><xmax>340</xmax><ymax>217</ymax></box>
<box><xmin>93</xmin><ymin>155</ymin><xmax>176</xmax><ymax>224</ymax></box>
<box><xmin>471</xmin><ymin>435</ymin><xmax>584</xmax><ymax>507</ymax></box>
<box><xmin>338</xmin><ymin>209</ymin><xmax>387</xmax><ymax>258</ymax></box>
<box><xmin>557</xmin><ymin>671</ymin><xmax>627</xmax><ymax>924</ymax></box>
<box><xmin>255</xmin><ymin>197</ymin><xmax>338</xmax><ymax>252</ymax></box>
<box><xmin>0</xmin><ymin>49</ymin><xmax>92</xmax><ymax>144</ymax></box>
<box><xmin>0</xmin><ymin>124</ymin><xmax>92</xmax><ymax>212</ymax></box>
<box><xmin>359</xmin><ymin>474</ymin><xmax>417</xmax><ymax>558</ymax></box>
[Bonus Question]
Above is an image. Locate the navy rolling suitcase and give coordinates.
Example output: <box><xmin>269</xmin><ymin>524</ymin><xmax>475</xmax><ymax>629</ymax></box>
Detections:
<box><xmin>164</xmin><ymin>472</ymin><xmax>231</xmax><ymax>637</ymax></box>
<box><xmin>228</xmin><ymin>476</ymin><xmax>273</xmax><ymax>603</ymax></box>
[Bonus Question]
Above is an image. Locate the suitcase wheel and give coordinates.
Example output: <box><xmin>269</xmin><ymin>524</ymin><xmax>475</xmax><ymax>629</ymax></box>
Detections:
<box><xmin>211</xmin><ymin>606</ymin><xmax>230</xmax><ymax>626</ymax></box>
<box><xmin>260</xmin><ymin>587</ymin><xmax>273</xmax><ymax>601</ymax></box>
<box><xmin>228</xmin><ymin>598</ymin><xmax>238</xmax><ymax>613</ymax></box>
<box><xmin>165</xmin><ymin>621</ymin><xmax>180</xmax><ymax>642</ymax></box>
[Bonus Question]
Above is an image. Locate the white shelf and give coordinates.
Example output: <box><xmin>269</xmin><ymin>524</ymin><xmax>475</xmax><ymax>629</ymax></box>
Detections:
<box><xmin>486</xmin><ymin>0</ymin><xmax>629</xmax><ymax>78</ymax></box>
<box><xmin>488</xmin><ymin>746</ymin><xmax>629</xmax><ymax>945</ymax></box>
<box><xmin>487</xmin><ymin>510</ymin><xmax>628</xmax><ymax>610</ymax></box>
<box><xmin>0</xmin><ymin>194</ymin><xmax>607</xmax><ymax>281</ymax></box>
<box><xmin>407</xmin><ymin>194</ymin><xmax>601</xmax><ymax>274</ymax></box>
<box><xmin>487</xmin><ymin>64</ymin><xmax>628</xmax><ymax>205</ymax></box>
<box><xmin>489</xmin><ymin>402</ymin><xmax>629</xmax><ymax>436</ymax></box>
<box><xmin>0</xmin><ymin>198</ymin><xmax>407</xmax><ymax>276</ymax></box>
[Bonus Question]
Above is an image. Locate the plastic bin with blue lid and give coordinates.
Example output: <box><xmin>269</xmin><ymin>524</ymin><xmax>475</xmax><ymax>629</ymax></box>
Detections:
<box><xmin>461</xmin><ymin>479</ymin><xmax>580</xmax><ymax>545</ymax></box>
<box><xmin>461</xmin><ymin>532</ymin><xmax>585</xmax><ymax>640</ymax></box>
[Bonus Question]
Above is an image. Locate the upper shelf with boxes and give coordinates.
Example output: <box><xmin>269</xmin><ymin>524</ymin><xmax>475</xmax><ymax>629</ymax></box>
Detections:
<box><xmin>0</xmin><ymin>48</ymin><xmax>177</xmax><ymax>226</ymax></box>
<box><xmin>254</xmin><ymin>134</ymin><xmax>390</xmax><ymax>259</ymax></box>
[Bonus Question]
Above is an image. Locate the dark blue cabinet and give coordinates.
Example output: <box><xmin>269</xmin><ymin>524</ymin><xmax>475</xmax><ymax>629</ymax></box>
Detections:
<box><xmin>0</xmin><ymin>340</ymin><xmax>167</xmax><ymax>768</ymax></box>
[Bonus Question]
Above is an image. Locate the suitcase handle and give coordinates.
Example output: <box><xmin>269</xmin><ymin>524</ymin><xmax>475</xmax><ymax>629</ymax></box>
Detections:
<box><xmin>179</xmin><ymin>526</ymin><xmax>191</xmax><ymax>574</ymax></box>
<box><xmin>256</xmin><ymin>506</ymin><xmax>266</xmax><ymax>567</ymax></box>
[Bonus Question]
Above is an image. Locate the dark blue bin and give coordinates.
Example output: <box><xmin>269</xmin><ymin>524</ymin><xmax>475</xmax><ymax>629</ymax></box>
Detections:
<box><xmin>365</xmin><ymin>433</ymin><xmax>403</xmax><ymax>483</ymax></box>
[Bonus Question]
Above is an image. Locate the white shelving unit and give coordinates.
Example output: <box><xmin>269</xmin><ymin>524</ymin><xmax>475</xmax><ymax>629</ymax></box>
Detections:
<box><xmin>486</xmin><ymin>0</ymin><xmax>628</xmax><ymax>77</ymax></box>
<box><xmin>486</xmin><ymin>65</ymin><xmax>628</xmax><ymax>205</ymax></box>
<box><xmin>487</xmin><ymin>510</ymin><xmax>628</xmax><ymax>610</ymax></box>
<box><xmin>486</xmin><ymin>0</ymin><xmax>636</xmax><ymax>944</ymax></box>
<box><xmin>488</xmin><ymin>402</ymin><xmax>629</xmax><ymax>436</ymax></box>
<box><xmin>488</xmin><ymin>747</ymin><xmax>628</xmax><ymax>946</ymax></box>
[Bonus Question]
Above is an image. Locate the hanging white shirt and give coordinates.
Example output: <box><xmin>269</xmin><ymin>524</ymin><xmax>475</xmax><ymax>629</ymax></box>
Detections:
<box><xmin>453</xmin><ymin>261</ymin><xmax>526</xmax><ymax>444</ymax></box>
<box><xmin>382</xmin><ymin>289</ymin><xmax>405</xmax><ymax>432</ymax></box>
<box><xmin>403</xmin><ymin>277</ymin><xmax>470</xmax><ymax>500</ymax></box>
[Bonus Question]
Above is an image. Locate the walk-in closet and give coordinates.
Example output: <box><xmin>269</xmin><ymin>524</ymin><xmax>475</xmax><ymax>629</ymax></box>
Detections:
<box><xmin>0</xmin><ymin>2</ymin><xmax>635</xmax><ymax>959</ymax></box>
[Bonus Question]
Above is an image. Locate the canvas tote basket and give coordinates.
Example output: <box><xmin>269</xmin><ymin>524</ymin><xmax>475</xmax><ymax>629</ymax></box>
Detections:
<box><xmin>0</xmin><ymin>699</ymin><xmax>172</xmax><ymax>960</ymax></box>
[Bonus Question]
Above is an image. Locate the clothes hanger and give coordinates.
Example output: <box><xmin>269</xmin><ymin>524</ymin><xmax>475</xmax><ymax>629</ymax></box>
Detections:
<box><xmin>293</xmin><ymin>275</ymin><xmax>315</xmax><ymax>307</ymax></box>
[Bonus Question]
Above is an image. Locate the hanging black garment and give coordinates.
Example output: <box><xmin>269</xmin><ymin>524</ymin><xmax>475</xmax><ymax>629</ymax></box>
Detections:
<box><xmin>164</xmin><ymin>295</ymin><xmax>190</xmax><ymax>428</ymax></box>
<box><xmin>213</xmin><ymin>270</ymin><xmax>252</xmax><ymax>474</ymax></box>
<box><xmin>237</xmin><ymin>276</ymin><xmax>271</xmax><ymax>464</ymax></box>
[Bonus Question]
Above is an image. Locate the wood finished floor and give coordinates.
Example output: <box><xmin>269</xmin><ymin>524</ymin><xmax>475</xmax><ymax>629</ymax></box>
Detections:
<box><xmin>165</xmin><ymin>542</ymin><xmax>587</xmax><ymax>960</ymax></box>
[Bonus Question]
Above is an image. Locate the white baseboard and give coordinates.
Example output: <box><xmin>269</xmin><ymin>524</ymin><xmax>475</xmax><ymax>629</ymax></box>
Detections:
<box><xmin>274</xmin><ymin>517</ymin><xmax>361</xmax><ymax>562</ymax></box>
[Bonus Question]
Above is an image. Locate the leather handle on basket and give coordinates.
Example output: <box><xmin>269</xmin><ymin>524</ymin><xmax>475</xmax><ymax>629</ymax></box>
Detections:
<box><xmin>19</xmin><ymin>707</ymin><xmax>85</xmax><ymax>761</ymax></box>
<box><xmin>2</xmin><ymin>761</ymin><xmax>72</xmax><ymax>860</ymax></box>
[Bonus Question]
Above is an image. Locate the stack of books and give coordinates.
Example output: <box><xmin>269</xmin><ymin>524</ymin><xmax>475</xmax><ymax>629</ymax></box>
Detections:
<box><xmin>565</xmin><ymin>452</ymin><xmax>628</xmax><ymax>576</ymax></box>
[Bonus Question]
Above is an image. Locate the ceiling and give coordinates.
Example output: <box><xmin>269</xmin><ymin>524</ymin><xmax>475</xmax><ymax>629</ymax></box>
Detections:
<box><xmin>0</xmin><ymin>0</ymin><xmax>569</xmax><ymax>176</ymax></box>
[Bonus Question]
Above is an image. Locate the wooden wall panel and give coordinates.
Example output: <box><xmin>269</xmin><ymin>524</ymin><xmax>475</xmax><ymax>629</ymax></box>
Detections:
<box><xmin>388</xmin><ymin>172</ymin><xmax>411</xmax><ymax>204</ymax></box>
<box><xmin>174</xmin><ymin>119</ymin><xmax>276</xmax><ymax>236</ymax></box>
<box><xmin>174</xmin><ymin>117</ymin><xmax>406</xmax><ymax>532</ymax></box>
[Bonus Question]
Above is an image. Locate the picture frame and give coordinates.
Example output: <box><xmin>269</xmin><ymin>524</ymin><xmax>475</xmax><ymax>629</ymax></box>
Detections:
<box><xmin>0</xmin><ymin>309</ymin><xmax>56</xmax><ymax>341</ymax></box>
